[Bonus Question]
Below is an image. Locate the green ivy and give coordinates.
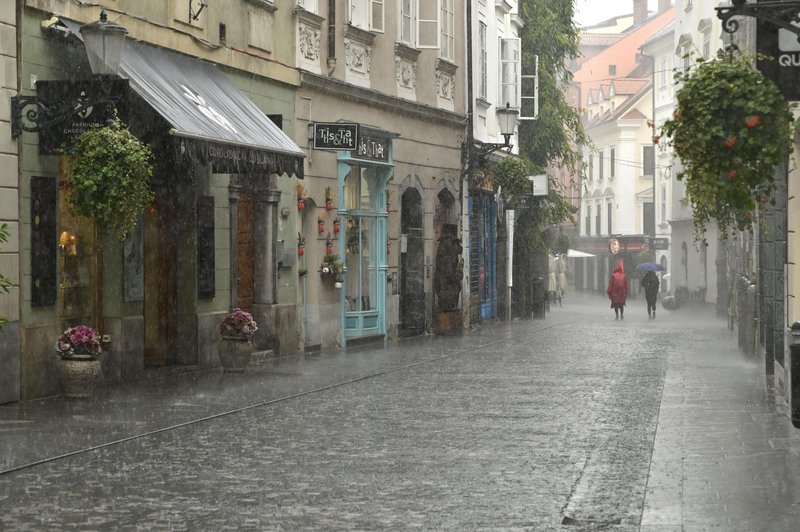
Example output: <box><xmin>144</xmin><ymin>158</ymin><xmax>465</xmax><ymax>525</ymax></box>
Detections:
<box><xmin>661</xmin><ymin>50</ymin><xmax>793</xmax><ymax>244</ymax></box>
<box><xmin>66</xmin><ymin>117</ymin><xmax>154</xmax><ymax>241</ymax></box>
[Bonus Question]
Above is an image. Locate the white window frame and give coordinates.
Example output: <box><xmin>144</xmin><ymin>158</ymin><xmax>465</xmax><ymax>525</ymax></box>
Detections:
<box><xmin>297</xmin><ymin>0</ymin><xmax>318</xmax><ymax>14</ymax></box>
<box><xmin>440</xmin><ymin>0</ymin><xmax>455</xmax><ymax>60</ymax></box>
<box><xmin>347</xmin><ymin>0</ymin><xmax>384</xmax><ymax>33</ymax></box>
<box><xmin>499</xmin><ymin>37</ymin><xmax>521</xmax><ymax>109</ymax></box>
<box><xmin>478</xmin><ymin>22</ymin><xmax>488</xmax><ymax>99</ymax></box>
<box><xmin>417</xmin><ymin>0</ymin><xmax>440</xmax><ymax>49</ymax></box>
<box><xmin>400</xmin><ymin>0</ymin><xmax>414</xmax><ymax>45</ymax></box>
<box><xmin>520</xmin><ymin>55</ymin><xmax>538</xmax><ymax>121</ymax></box>
<box><xmin>399</xmin><ymin>0</ymin><xmax>440</xmax><ymax>49</ymax></box>
<box><xmin>371</xmin><ymin>0</ymin><xmax>384</xmax><ymax>33</ymax></box>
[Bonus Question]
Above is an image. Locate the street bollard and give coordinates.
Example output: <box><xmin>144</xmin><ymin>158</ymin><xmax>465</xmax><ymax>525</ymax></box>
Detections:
<box><xmin>790</xmin><ymin>321</ymin><xmax>800</xmax><ymax>428</ymax></box>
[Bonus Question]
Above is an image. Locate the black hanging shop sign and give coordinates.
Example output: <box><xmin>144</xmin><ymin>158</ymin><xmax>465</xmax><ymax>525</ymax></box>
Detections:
<box><xmin>32</xmin><ymin>78</ymin><xmax>128</xmax><ymax>155</ymax></box>
<box><xmin>758</xmin><ymin>19</ymin><xmax>800</xmax><ymax>100</ymax></box>
<box><xmin>356</xmin><ymin>134</ymin><xmax>389</xmax><ymax>162</ymax></box>
<box><xmin>313</xmin><ymin>123</ymin><xmax>359</xmax><ymax>151</ymax></box>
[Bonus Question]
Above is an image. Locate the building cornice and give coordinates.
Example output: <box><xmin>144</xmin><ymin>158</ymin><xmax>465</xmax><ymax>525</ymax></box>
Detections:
<box><xmin>301</xmin><ymin>72</ymin><xmax>466</xmax><ymax>127</ymax></box>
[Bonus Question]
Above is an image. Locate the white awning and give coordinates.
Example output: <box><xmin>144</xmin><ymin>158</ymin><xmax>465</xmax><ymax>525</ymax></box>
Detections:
<box><xmin>567</xmin><ymin>249</ymin><xmax>595</xmax><ymax>258</ymax></box>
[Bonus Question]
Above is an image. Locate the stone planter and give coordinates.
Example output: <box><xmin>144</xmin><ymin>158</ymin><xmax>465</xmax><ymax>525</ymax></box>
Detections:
<box><xmin>218</xmin><ymin>336</ymin><xmax>253</xmax><ymax>373</ymax></box>
<box><xmin>56</xmin><ymin>354</ymin><xmax>102</xmax><ymax>398</ymax></box>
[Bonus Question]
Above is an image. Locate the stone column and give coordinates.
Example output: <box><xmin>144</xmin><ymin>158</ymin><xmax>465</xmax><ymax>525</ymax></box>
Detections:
<box><xmin>228</xmin><ymin>184</ymin><xmax>241</xmax><ymax>310</ymax></box>
<box><xmin>252</xmin><ymin>176</ymin><xmax>281</xmax><ymax>352</ymax></box>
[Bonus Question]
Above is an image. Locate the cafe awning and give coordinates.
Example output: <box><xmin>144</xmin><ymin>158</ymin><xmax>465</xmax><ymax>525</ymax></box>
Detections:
<box><xmin>61</xmin><ymin>19</ymin><xmax>305</xmax><ymax>177</ymax></box>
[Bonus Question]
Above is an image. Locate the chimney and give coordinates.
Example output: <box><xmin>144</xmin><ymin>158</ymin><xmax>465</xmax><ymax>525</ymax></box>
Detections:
<box><xmin>658</xmin><ymin>0</ymin><xmax>671</xmax><ymax>13</ymax></box>
<box><xmin>633</xmin><ymin>0</ymin><xmax>647</xmax><ymax>25</ymax></box>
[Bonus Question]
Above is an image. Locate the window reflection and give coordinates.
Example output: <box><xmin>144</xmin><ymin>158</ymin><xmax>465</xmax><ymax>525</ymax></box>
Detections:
<box><xmin>344</xmin><ymin>216</ymin><xmax>377</xmax><ymax>312</ymax></box>
<box><xmin>344</xmin><ymin>165</ymin><xmax>378</xmax><ymax>211</ymax></box>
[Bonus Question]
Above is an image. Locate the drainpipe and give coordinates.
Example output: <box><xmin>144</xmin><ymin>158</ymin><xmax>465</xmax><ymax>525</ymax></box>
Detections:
<box><xmin>461</xmin><ymin>0</ymin><xmax>475</xmax><ymax>329</ymax></box>
<box><xmin>327</xmin><ymin>0</ymin><xmax>336</xmax><ymax>75</ymax></box>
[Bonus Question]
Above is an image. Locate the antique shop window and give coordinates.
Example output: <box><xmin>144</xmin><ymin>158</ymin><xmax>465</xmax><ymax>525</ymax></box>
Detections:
<box><xmin>344</xmin><ymin>165</ymin><xmax>379</xmax><ymax>313</ymax></box>
<box><xmin>31</xmin><ymin>176</ymin><xmax>57</xmax><ymax>307</ymax></box>
<box><xmin>197</xmin><ymin>196</ymin><xmax>215</xmax><ymax>299</ymax></box>
<box><xmin>56</xmin><ymin>177</ymin><xmax>96</xmax><ymax>323</ymax></box>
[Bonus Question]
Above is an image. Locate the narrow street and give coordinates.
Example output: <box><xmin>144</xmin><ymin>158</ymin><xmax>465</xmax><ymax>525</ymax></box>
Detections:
<box><xmin>2</xmin><ymin>293</ymin><xmax>799</xmax><ymax>531</ymax></box>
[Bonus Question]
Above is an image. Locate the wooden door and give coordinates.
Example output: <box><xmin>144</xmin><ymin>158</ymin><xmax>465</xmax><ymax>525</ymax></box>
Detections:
<box><xmin>144</xmin><ymin>190</ymin><xmax>177</xmax><ymax>367</ymax></box>
<box><xmin>236</xmin><ymin>195</ymin><xmax>254</xmax><ymax>312</ymax></box>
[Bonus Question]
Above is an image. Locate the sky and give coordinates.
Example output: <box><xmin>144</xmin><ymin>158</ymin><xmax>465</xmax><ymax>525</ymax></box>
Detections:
<box><xmin>574</xmin><ymin>0</ymin><xmax>659</xmax><ymax>27</ymax></box>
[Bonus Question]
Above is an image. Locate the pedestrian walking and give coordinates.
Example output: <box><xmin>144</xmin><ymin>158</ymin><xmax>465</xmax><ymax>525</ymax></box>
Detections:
<box><xmin>556</xmin><ymin>254</ymin><xmax>567</xmax><ymax>305</ymax></box>
<box><xmin>548</xmin><ymin>254</ymin><xmax>559</xmax><ymax>306</ymax></box>
<box><xmin>607</xmin><ymin>260</ymin><xmax>628</xmax><ymax>320</ymax></box>
<box><xmin>640</xmin><ymin>270</ymin><xmax>660</xmax><ymax>319</ymax></box>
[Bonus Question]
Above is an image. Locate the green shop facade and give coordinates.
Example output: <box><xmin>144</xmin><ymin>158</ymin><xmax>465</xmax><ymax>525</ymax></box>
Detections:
<box><xmin>14</xmin><ymin>9</ymin><xmax>304</xmax><ymax>399</ymax></box>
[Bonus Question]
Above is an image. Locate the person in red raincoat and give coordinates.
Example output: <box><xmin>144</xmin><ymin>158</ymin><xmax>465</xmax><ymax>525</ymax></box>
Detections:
<box><xmin>607</xmin><ymin>260</ymin><xmax>628</xmax><ymax>320</ymax></box>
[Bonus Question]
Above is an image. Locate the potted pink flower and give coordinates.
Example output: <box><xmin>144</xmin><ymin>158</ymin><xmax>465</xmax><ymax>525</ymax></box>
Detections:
<box><xmin>54</xmin><ymin>325</ymin><xmax>103</xmax><ymax>398</ymax></box>
<box><xmin>218</xmin><ymin>310</ymin><xmax>258</xmax><ymax>372</ymax></box>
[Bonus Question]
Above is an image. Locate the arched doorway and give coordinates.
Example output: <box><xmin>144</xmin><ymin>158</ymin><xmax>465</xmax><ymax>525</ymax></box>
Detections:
<box><xmin>433</xmin><ymin>188</ymin><xmax>461</xmax><ymax>332</ymax></box>
<box><xmin>400</xmin><ymin>188</ymin><xmax>425</xmax><ymax>335</ymax></box>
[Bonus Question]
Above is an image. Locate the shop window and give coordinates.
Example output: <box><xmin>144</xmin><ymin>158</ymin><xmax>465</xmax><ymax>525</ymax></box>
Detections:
<box><xmin>344</xmin><ymin>164</ymin><xmax>380</xmax><ymax>313</ymax></box>
<box><xmin>197</xmin><ymin>196</ymin><xmax>215</xmax><ymax>299</ymax></box>
<box><xmin>55</xmin><ymin>178</ymin><xmax>96</xmax><ymax>322</ymax></box>
<box><xmin>31</xmin><ymin>176</ymin><xmax>57</xmax><ymax>307</ymax></box>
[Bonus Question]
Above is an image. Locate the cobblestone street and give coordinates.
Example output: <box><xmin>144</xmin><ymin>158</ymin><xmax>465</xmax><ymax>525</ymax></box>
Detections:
<box><xmin>2</xmin><ymin>293</ymin><xmax>800</xmax><ymax>531</ymax></box>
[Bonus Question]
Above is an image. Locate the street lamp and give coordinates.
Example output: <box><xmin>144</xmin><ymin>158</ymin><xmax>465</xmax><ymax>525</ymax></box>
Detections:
<box><xmin>80</xmin><ymin>10</ymin><xmax>128</xmax><ymax>76</ymax></box>
<box><xmin>716</xmin><ymin>0</ymin><xmax>800</xmax><ymax>36</ymax></box>
<box><xmin>469</xmin><ymin>102</ymin><xmax>520</xmax><ymax>161</ymax></box>
<box><xmin>11</xmin><ymin>10</ymin><xmax>128</xmax><ymax>138</ymax></box>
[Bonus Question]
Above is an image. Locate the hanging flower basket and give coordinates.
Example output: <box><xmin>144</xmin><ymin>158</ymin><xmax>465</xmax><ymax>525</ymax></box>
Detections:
<box><xmin>661</xmin><ymin>49</ymin><xmax>794</xmax><ymax>243</ymax></box>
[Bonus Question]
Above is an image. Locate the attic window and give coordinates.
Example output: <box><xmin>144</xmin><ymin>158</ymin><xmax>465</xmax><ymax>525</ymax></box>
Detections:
<box><xmin>609</xmin><ymin>64</ymin><xmax>616</xmax><ymax>76</ymax></box>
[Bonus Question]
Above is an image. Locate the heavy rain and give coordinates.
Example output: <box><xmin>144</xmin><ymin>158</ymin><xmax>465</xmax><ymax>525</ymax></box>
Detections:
<box><xmin>2</xmin><ymin>0</ymin><xmax>800</xmax><ymax>530</ymax></box>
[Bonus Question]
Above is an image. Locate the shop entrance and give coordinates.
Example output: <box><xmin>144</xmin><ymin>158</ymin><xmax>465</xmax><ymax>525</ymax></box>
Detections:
<box><xmin>400</xmin><ymin>188</ymin><xmax>425</xmax><ymax>335</ymax></box>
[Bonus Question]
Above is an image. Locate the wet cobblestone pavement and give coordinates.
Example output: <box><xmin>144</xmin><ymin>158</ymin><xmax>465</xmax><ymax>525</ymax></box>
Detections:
<box><xmin>1</xmin><ymin>293</ymin><xmax>800</xmax><ymax>530</ymax></box>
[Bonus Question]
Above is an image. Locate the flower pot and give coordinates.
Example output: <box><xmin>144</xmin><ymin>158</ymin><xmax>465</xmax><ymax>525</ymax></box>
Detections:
<box><xmin>218</xmin><ymin>336</ymin><xmax>253</xmax><ymax>373</ymax></box>
<box><xmin>56</xmin><ymin>354</ymin><xmax>102</xmax><ymax>398</ymax></box>
<box><xmin>333</xmin><ymin>220</ymin><xmax>340</xmax><ymax>234</ymax></box>
<box><xmin>318</xmin><ymin>222</ymin><xmax>325</xmax><ymax>234</ymax></box>
<box><xmin>298</xmin><ymin>246</ymin><xmax>304</xmax><ymax>257</ymax></box>
<box><xmin>297</xmin><ymin>200</ymin><xmax>305</xmax><ymax>211</ymax></box>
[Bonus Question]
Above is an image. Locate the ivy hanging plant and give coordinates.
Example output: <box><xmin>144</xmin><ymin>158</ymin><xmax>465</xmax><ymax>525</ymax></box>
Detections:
<box><xmin>65</xmin><ymin>117</ymin><xmax>154</xmax><ymax>241</ymax></box>
<box><xmin>661</xmin><ymin>49</ymin><xmax>794</xmax><ymax>244</ymax></box>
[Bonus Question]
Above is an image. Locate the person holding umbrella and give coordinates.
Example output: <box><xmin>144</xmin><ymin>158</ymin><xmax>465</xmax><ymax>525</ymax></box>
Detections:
<box><xmin>607</xmin><ymin>260</ymin><xmax>628</xmax><ymax>320</ymax></box>
<box><xmin>635</xmin><ymin>262</ymin><xmax>664</xmax><ymax>319</ymax></box>
<box><xmin>640</xmin><ymin>270</ymin><xmax>660</xmax><ymax>319</ymax></box>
